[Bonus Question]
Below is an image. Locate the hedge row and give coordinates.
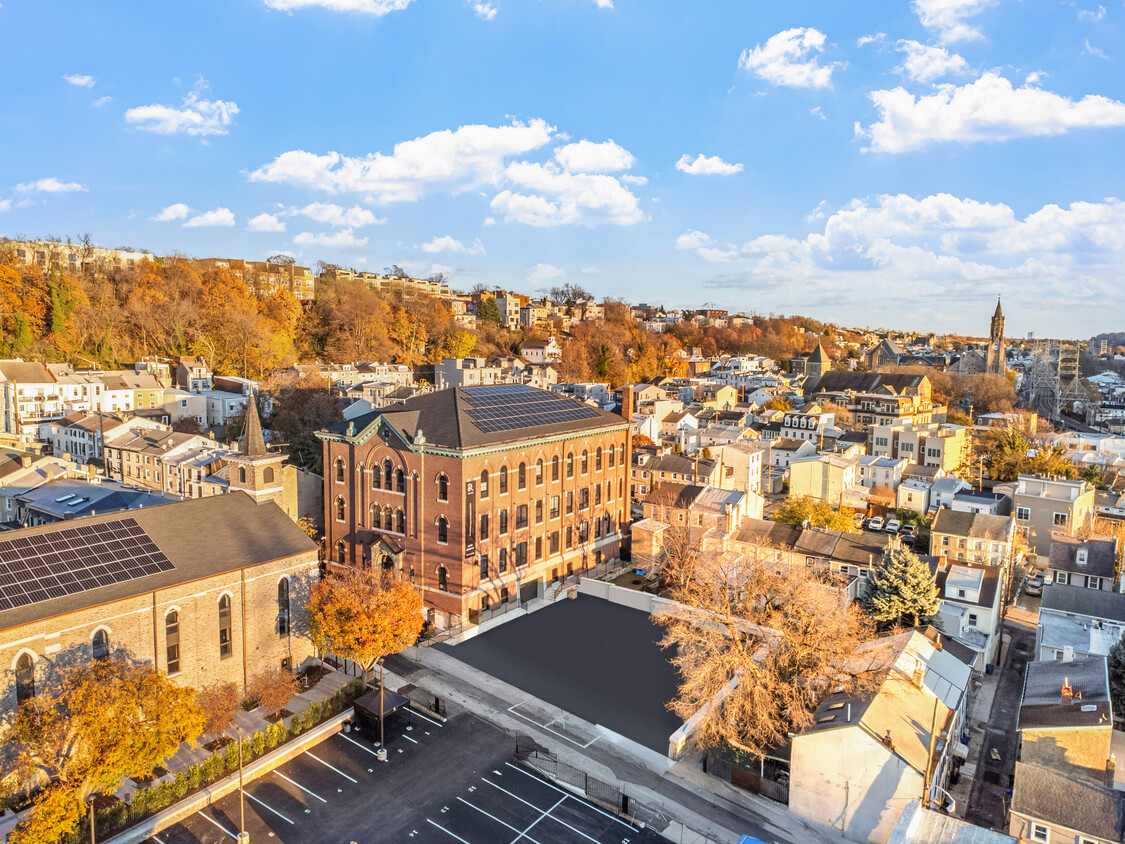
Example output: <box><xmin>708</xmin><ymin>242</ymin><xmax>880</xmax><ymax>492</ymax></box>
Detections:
<box><xmin>59</xmin><ymin>677</ymin><xmax>366</xmax><ymax>844</ymax></box>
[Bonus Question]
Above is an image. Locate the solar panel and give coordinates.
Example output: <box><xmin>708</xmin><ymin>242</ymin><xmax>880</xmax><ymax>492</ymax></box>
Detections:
<box><xmin>463</xmin><ymin>385</ymin><xmax>602</xmax><ymax>434</ymax></box>
<box><xmin>0</xmin><ymin>518</ymin><xmax>174</xmax><ymax>612</ymax></box>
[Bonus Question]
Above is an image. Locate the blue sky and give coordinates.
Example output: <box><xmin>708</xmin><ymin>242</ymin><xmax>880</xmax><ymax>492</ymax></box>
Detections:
<box><xmin>1</xmin><ymin>0</ymin><xmax>1123</xmax><ymax>337</ymax></box>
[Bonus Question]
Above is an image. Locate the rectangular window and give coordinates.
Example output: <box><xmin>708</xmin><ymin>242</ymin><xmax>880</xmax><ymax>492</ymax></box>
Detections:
<box><xmin>166</xmin><ymin>619</ymin><xmax>180</xmax><ymax>675</ymax></box>
<box><xmin>566</xmin><ymin>526</ymin><xmax>573</xmax><ymax>549</ymax></box>
<box><xmin>535</xmin><ymin>536</ymin><xmax>542</xmax><ymax>560</ymax></box>
<box><xmin>501</xmin><ymin>586</ymin><xmax>510</xmax><ymax>603</ymax></box>
<box><xmin>579</xmin><ymin>488</ymin><xmax>589</xmax><ymax>510</ymax></box>
<box><xmin>578</xmin><ymin>522</ymin><xmax>589</xmax><ymax>543</ymax></box>
<box><xmin>550</xmin><ymin>531</ymin><xmax>560</xmax><ymax>554</ymax></box>
<box><xmin>499</xmin><ymin>510</ymin><xmax>508</xmax><ymax>535</ymax></box>
<box><xmin>516</xmin><ymin>504</ymin><xmax>528</xmax><ymax>528</ymax></box>
<box><xmin>499</xmin><ymin>469</ymin><xmax>508</xmax><ymax>494</ymax></box>
<box><xmin>595</xmin><ymin>486</ymin><xmax>602</xmax><ymax>506</ymax></box>
<box><xmin>1053</xmin><ymin>512</ymin><xmax>1068</xmax><ymax>527</ymax></box>
<box><xmin>1016</xmin><ymin>506</ymin><xmax>1031</xmax><ymax>520</ymax></box>
<box><xmin>499</xmin><ymin>548</ymin><xmax>508</xmax><ymax>573</ymax></box>
<box><xmin>480</xmin><ymin>513</ymin><xmax>489</xmax><ymax>539</ymax></box>
<box><xmin>480</xmin><ymin>554</ymin><xmax>489</xmax><ymax>579</ymax></box>
<box><xmin>550</xmin><ymin>495</ymin><xmax>560</xmax><ymax>519</ymax></box>
<box><xmin>566</xmin><ymin>491</ymin><xmax>574</xmax><ymax>515</ymax></box>
<box><xmin>1055</xmin><ymin>571</ymin><xmax>1069</xmax><ymax>585</ymax></box>
<box><xmin>1087</xmin><ymin>576</ymin><xmax>1102</xmax><ymax>590</ymax></box>
<box><xmin>536</xmin><ymin>500</ymin><xmax>543</xmax><ymax>524</ymax></box>
<box><xmin>515</xmin><ymin>542</ymin><xmax>527</xmax><ymax>567</ymax></box>
<box><xmin>1029</xmin><ymin>824</ymin><xmax>1048</xmax><ymax>843</ymax></box>
<box><xmin>967</xmin><ymin>613</ymin><xmax>978</xmax><ymax>627</ymax></box>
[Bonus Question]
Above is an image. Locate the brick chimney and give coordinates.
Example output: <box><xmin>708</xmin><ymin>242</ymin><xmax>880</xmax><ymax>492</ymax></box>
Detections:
<box><xmin>621</xmin><ymin>384</ymin><xmax>635</xmax><ymax>422</ymax></box>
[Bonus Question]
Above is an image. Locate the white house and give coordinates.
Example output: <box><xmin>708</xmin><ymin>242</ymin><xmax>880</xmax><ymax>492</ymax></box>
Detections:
<box><xmin>896</xmin><ymin>478</ymin><xmax>932</xmax><ymax>514</ymax></box>
<box><xmin>936</xmin><ymin>561</ymin><xmax>1004</xmax><ymax>670</ymax></box>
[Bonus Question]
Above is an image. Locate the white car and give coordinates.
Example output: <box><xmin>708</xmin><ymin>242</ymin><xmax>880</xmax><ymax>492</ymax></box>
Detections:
<box><xmin>884</xmin><ymin>519</ymin><xmax>902</xmax><ymax>534</ymax></box>
<box><xmin>867</xmin><ymin>516</ymin><xmax>884</xmax><ymax>532</ymax></box>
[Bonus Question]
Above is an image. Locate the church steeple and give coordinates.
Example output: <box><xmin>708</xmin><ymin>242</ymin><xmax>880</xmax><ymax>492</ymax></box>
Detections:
<box><xmin>986</xmin><ymin>296</ymin><xmax>1006</xmax><ymax>375</ymax></box>
<box><xmin>240</xmin><ymin>393</ymin><xmax>267</xmax><ymax>458</ymax></box>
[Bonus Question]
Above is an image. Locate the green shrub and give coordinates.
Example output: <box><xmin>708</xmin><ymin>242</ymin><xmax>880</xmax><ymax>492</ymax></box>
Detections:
<box><xmin>186</xmin><ymin>764</ymin><xmax>202</xmax><ymax>790</ymax></box>
<box><xmin>265</xmin><ymin>723</ymin><xmax>283</xmax><ymax>749</ymax></box>
<box><xmin>172</xmin><ymin>772</ymin><xmax>189</xmax><ymax>799</ymax></box>
<box><xmin>151</xmin><ymin>780</ymin><xmax>174</xmax><ymax>812</ymax></box>
<box><xmin>129</xmin><ymin>788</ymin><xmax>150</xmax><ymax>820</ymax></box>
<box><xmin>200</xmin><ymin>753</ymin><xmax>224</xmax><ymax>783</ymax></box>
<box><xmin>97</xmin><ymin>800</ymin><xmax>128</xmax><ymax>835</ymax></box>
<box><xmin>251</xmin><ymin>731</ymin><xmax>266</xmax><ymax>758</ymax></box>
<box><xmin>289</xmin><ymin>715</ymin><xmax>303</xmax><ymax>737</ymax></box>
<box><xmin>223</xmin><ymin>744</ymin><xmax>239</xmax><ymax>773</ymax></box>
<box><xmin>302</xmin><ymin>701</ymin><xmax>322</xmax><ymax>730</ymax></box>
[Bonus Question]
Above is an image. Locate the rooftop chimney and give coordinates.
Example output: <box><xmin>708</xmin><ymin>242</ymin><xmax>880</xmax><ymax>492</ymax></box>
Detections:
<box><xmin>621</xmin><ymin>384</ymin><xmax>635</xmax><ymax>422</ymax></box>
<box><xmin>1061</xmin><ymin>678</ymin><xmax>1074</xmax><ymax>701</ymax></box>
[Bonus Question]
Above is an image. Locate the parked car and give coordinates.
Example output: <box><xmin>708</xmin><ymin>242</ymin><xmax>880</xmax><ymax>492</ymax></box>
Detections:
<box><xmin>1024</xmin><ymin>572</ymin><xmax>1047</xmax><ymax>596</ymax></box>
<box><xmin>884</xmin><ymin>518</ymin><xmax>902</xmax><ymax>534</ymax></box>
<box><xmin>867</xmin><ymin>516</ymin><xmax>884</xmax><ymax>532</ymax></box>
<box><xmin>902</xmin><ymin>532</ymin><xmax>917</xmax><ymax>546</ymax></box>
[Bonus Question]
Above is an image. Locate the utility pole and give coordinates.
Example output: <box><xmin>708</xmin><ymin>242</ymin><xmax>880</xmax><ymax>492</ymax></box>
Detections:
<box><xmin>236</xmin><ymin>726</ymin><xmax>248</xmax><ymax>843</ymax></box>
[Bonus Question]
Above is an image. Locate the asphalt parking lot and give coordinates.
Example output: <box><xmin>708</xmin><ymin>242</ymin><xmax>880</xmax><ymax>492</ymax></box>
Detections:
<box><xmin>144</xmin><ymin>707</ymin><xmax>663</xmax><ymax>843</ymax></box>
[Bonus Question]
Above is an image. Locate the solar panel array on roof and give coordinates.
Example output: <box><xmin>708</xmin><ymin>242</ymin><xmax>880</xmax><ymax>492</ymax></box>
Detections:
<box><xmin>464</xmin><ymin>384</ymin><xmax>602</xmax><ymax>433</ymax></box>
<box><xmin>0</xmin><ymin>518</ymin><xmax>174</xmax><ymax>611</ymax></box>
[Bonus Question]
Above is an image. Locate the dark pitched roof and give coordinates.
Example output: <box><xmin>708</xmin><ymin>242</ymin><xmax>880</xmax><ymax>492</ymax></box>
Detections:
<box><xmin>931</xmin><ymin>509</ymin><xmax>1013</xmax><ymax>542</ymax></box>
<box><xmin>1019</xmin><ymin>656</ymin><xmax>1111</xmax><ymax>731</ymax></box>
<box><xmin>0</xmin><ymin>493</ymin><xmax>316</xmax><ymax>631</ymax></box>
<box><xmin>643</xmin><ymin>453</ymin><xmax>717</xmax><ymax>478</ymax></box>
<box><xmin>240</xmin><ymin>395</ymin><xmax>267</xmax><ymax>457</ymax></box>
<box><xmin>644</xmin><ymin>482</ymin><xmax>705</xmax><ymax>509</ymax></box>
<box><xmin>813</xmin><ymin>371</ymin><xmax>926</xmax><ymax>396</ymax></box>
<box><xmin>731</xmin><ymin>517</ymin><xmax>800</xmax><ymax>549</ymax></box>
<box><xmin>1049</xmin><ymin>535</ymin><xmax>1118</xmax><ymax>580</ymax></box>
<box><xmin>1011</xmin><ymin>762</ymin><xmax>1123</xmax><ymax>841</ymax></box>
<box><xmin>808</xmin><ymin>341</ymin><xmax>831</xmax><ymax>364</ymax></box>
<box><xmin>1041</xmin><ymin>584</ymin><xmax>1125</xmax><ymax>623</ymax></box>
<box><xmin>320</xmin><ymin>385</ymin><xmax>627</xmax><ymax>450</ymax></box>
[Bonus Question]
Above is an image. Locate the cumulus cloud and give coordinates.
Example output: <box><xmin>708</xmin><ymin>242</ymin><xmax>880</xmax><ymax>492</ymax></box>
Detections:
<box><xmin>262</xmin><ymin>0</ymin><xmax>413</xmax><ymax>14</ymax></box>
<box><xmin>912</xmin><ymin>0</ymin><xmax>997</xmax><ymax>43</ymax></box>
<box><xmin>857</xmin><ymin>33</ymin><xmax>886</xmax><ymax>47</ymax></box>
<box><xmin>292</xmin><ymin>229</ymin><xmax>368</xmax><ymax>248</ymax></box>
<box><xmin>295</xmin><ymin>202</ymin><xmax>385</xmax><ymax>227</ymax></box>
<box><xmin>420</xmin><ymin>235</ymin><xmax>486</xmax><ymax>255</ymax></box>
<box><xmin>687</xmin><ymin>193</ymin><xmax>1125</xmax><ymax>331</ymax></box>
<box><xmin>554</xmin><ymin>140</ymin><xmax>635</xmax><ymax>173</ymax></box>
<box><xmin>63</xmin><ymin>74</ymin><xmax>95</xmax><ymax>88</ymax></box>
<box><xmin>895</xmin><ymin>40</ymin><xmax>969</xmax><ymax>83</ymax></box>
<box><xmin>491</xmin><ymin>162</ymin><xmax>644</xmax><ymax>227</ymax></box>
<box><xmin>183</xmin><ymin>207</ymin><xmax>235</xmax><ymax>227</ymax></box>
<box><xmin>675</xmin><ymin>229</ymin><xmax>743</xmax><ymax>262</ymax></box>
<box><xmin>593</xmin><ymin>0</ymin><xmax>613</xmax><ymax>7</ymax></box>
<box><xmin>857</xmin><ymin>72</ymin><xmax>1125</xmax><ymax>153</ymax></box>
<box><xmin>674</xmin><ymin>153</ymin><xmax>744</xmax><ymax>176</ymax></box>
<box><xmin>125</xmin><ymin>79</ymin><xmax>239</xmax><ymax>137</ymax></box>
<box><xmin>738</xmin><ymin>28</ymin><xmax>843</xmax><ymax>89</ymax></box>
<box><xmin>527</xmin><ymin>263</ymin><xmax>564</xmax><ymax>283</ymax></box>
<box><xmin>0</xmin><ymin>200</ymin><xmax>10</xmax><ymax>213</ymax></box>
<box><xmin>16</xmin><ymin>178</ymin><xmax>87</xmax><ymax>193</ymax></box>
<box><xmin>468</xmin><ymin>0</ymin><xmax>496</xmax><ymax>19</ymax></box>
<box><xmin>247</xmin><ymin>212</ymin><xmax>286</xmax><ymax>232</ymax></box>
<box><xmin>152</xmin><ymin>203</ymin><xmax>192</xmax><ymax>221</ymax></box>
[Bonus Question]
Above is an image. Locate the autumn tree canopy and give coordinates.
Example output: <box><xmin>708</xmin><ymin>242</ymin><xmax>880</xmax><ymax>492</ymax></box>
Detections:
<box><xmin>2</xmin><ymin>657</ymin><xmax>205</xmax><ymax>844</ymax></box>
<box><xmin>773</xmin><ymin>496</ymin><xmax>858</xmax><ymax>533</ymax></box>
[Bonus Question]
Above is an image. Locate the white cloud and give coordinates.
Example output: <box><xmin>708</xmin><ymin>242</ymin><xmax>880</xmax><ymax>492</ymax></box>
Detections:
<box><xmin>675</xmin><ymin>229</ymin><xmax>742</xmax><ymax>262</ymax></box>
<box><xmin>554</xmin><ymin>139</ymin><xmax>635</xmax><ymax>173</ymax></box>
<box><xmin>292</xmin><ymin>229</ymin><xmax>368</xmax><ymax>248</ymax></box>
<box><xmin>895</xmin><ymin>40</ymin><xmax>969</xmax><ymax>83</ymax></box>
<box><xmin>250</xmin><ymin>119</ymin><xmax>554</xmax><ymax>201</ymax></box>
<box><xmin>857</xmin><ymin>33</ymin><xmax>886</xmax><ymax>47</ymax></box>
<box><xmin>0</xmin><ymin>200</ymin><xmax>10</xmax><ymax>213</ymax></box>
<box><xmin>674</xmin><ymin>153</ymin><xmax>744</xmax><ymax>176</ymax></box>
<box><xmin>738</xmin><ymin>27</ymin><xmax>843</xmax><ymax>89</ymax></box>
<box><xmin>183</xmin><ymin>207</ymin><xmax>235</xmax><ymax>227</ymax></box>
<box><xmin>16</xmin><ymin>177</ymin><xmax>87</xmax><ymax>193</ymax></box>
<box><xmin>857</xmin><ymin>72</ymin><xmax>1125</xmax><ymax>153</ymax></box>
<box><xmin>483</xmin><ymin>216</ymin><xmax>497</xmax><ymax>226</ymax></box>
<box><xmin>620</xmin><ymin>174</ymin><xmax>648</xmax><ymax>186</ymax></box>
<box><xmin>420</xmin><ymin>235</ymin><xmax>486</xmax><ymax>255</ymax></box>
<box><xmin>1085</xmin><ymin>39</ymin><xmax>1111</xmax><ymax>60</ymax></box>
<box><xmin>248</xmin><ymin>212</ymin><xmax>286</xmax><ymax>232</ymax></box>
<box><xmin>809</xmin><ymin>106</ymin><xmax>826</xmax><ymax>120</ymax></box>
<box><xmin>805</xmin><ymin>200</ymin><xmax>829</xmax><ymax>222</ymax></box>
<box><xmin>262</xmin><ymin>0</ymin><xmax>413</xmax><ymax>14</ymax></box>
<box><xmin>125</xmin><ymin>79</ymin><xmax>239</xmax><ymax>137</ymax></box>
<box><xmin>593</xmin><ymin>0</ymin><xmax>613</xmax><ymax>7</ymax></box>
<box><xmin>152</xmin><ymin>203</ymin><xmax>192</xmax><ymax>221</ymax></box>
<box><xmin>491</xmin><ymin>161</ymin><xmax>644</xmax><ymax>227</ymax></box>
<box><xmin>295</xmin><ymin>202</ymin><xmax>385</xmax><ymax>227</ymax></box>
<box><xmin>912</xmin><ymin>0</ymin><xmax>997</xmax><ymax>43</ymax></box>
<box><xmin>92</xmin><ymin>96</ymin><xmax>112</xmax><ymax>108</ymax></box>
<box><xmin>527</xmin><ymin>263</ymin><xmax>564</xmax><ymax>283</ymax></box>
<box><xmin>63</xmin><ymin>74</ymin><xmax>95</xmax><ymax>88</ymax></box>
<box><xmin>1077</xmin><ymin>4</ymin><xmax>1107</xmax><ymax>21</ymax></box>
<box><xmin>468</xmin><ymin>0</ymin><xmax>496</xmax><ymax>19</ymax></box>
<box><xmin>427</xmin><ymin>263</ymin><xmax>455</xmax><ymax>277</ymax></box>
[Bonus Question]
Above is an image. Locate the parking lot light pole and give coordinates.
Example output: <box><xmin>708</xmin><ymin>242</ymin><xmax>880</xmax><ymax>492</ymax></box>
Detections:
<box><xmin>236</xmin><ymin>727</ymin><xmax>249</xmax><ymax>844</ymax></box>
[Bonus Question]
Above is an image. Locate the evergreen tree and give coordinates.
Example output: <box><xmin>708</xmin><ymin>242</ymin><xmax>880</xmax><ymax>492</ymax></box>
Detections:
<box><xmin>475</xmin><ymin>297</ymin><xmax>503</xmax><ymax>326</ymax></box>
<box><xmin>1108</xmin><ymin>633</ymin><xmax>1125</xmax><ymax>722</ymax></box>
<box><xmin>865</xmin><ymin>544</ymin><xmax>942</xmax><ymax>630</ymax></box>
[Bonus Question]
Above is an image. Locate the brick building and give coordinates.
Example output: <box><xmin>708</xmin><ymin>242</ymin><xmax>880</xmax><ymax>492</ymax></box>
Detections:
<box><xmin>317</xmin><ymin>385</ymin><xmax>631</xmax><ymax>629</ymax></box>
<box><xmin>0</xmin><ymin>493</ymin><xmax>318</xmax><ymax>716</ymax></box>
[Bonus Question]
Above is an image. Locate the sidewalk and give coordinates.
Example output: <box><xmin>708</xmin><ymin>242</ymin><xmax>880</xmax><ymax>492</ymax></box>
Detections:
<box><xmin>389</xmin><ymin>644</ymin><xmax>843</xmax><ymax>844</ymax></box>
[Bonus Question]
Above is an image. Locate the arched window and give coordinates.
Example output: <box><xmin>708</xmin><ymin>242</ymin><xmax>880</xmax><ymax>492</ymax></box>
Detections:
<box><xmin>263</xmin><ymin>467</ymin><xmax>274</xmax><ymax>484</ymax></box>
<box><xmin>384</xmin><ymin>506</ymin><xmax>393</xmax><ymax>532</ymax></box>
<box><xmin>437</xmin><ymin>517</ymin><xmax>448</xmax><ymax>543</ymax></box>
<box><xmin>609</xmin><ymin>446</ymin><xmax>616</xmax><ymax>468</ymax></box>
<box><xmin>335</xmin><ymin>496</ymin><xmax>346</xmax><ymax>521</ymax></box>
<box><xmin>499</xmin><ymin>466</ymin><xmax>508</xmax><ymax>494</ymax></box>
<box><xmin>395</xmin><ymin>469</ymin><xmax>405</xmax><ymax>493</ymax></box>
<box><xmin>218</xmin><ymin>595</ymin><xmax>232</xmax><ymax>658</ymax></box>
<box><xmin>518</xmin><ymin>462</ymin><xmax>527</xmax><ymax>490</ymax></box>
<box><xmin>278</xmin><ymin>579</ymin><xmax>290</xmax><ymax>636</ymax></box>
<box><xmin>567</xmin><ymin>453</ymin><xmax>574</xmax><ymax>478</ymax></box>
<box><xmin>552</xmin><ymin>455</ymin><xmax>560</xmax><ymax>481</ymax></box>
<box><xmin>238</xmin><ymin>466</ymin><xmax>247</xmax><ymax>484</ymax></box>
<box><xmin>480</xmin><ymin>469</ymin><xmax>490</xmax><ymax>500</ymax></box>
<box><xmin>92</xmin><ymin>629</ymin><xmax>109</xmax><ymax>660</ymax></box>
<box><xmin>15</xmin><ymin>653</ymin><xmax>34</xmax><ymax>705</ymax></box>
<box><xmin>335</xmin><ymin>541</ymin><xmax>346</xmax><ymax>564</ymax></box>
<box><xmin>335</xmin><ymin>458</ymin><xmax>344</xmax><ymax>482</ymax></box>
<box><xmin>165</xmin><ymin>612</ymin><xmax>180</xmax><ymax>675</ymax></box>
<box><xmin>536</xmin><ymin>459</ymin><xmax>544</xmax><ymax>485</ymax></box>
<box><xmin>595</xmin><ymin>447</ymin><xmax>602</xmax><ymax>470</ymax></box>
<box><xmin>372</xmin><ymin>464</ymin><xmax>381</xmax><ymax>489</ymax></box>
<box><xmin>437</xmin><ymin>474</ymin><xmax>449</xmax><ymax>502</ymax></box>
<box><xmin>395</xmin><ymin>508</ymin><xmax>406</xmax><ymax>533</ymax></box>
<box><xmin>384</xmin><ymin>460</ymin><xmax>393</xmax><ymax>488</ymax></box>
<box><xmin>581</xmin><ymin>450</ymin><xmax>589</xmax><ymax>474</ymax></box>
<box><xmin>619</xmin><ymin>444</ymin><xmax>625</xmax><ymax>464</ymax></box>
<box><xmin>437</xmin><ymin>566</ymin><xmax>448</xmax><ymax>591</ymax></box>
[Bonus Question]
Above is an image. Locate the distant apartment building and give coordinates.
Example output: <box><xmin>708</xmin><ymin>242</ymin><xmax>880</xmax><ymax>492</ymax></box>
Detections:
<box><xmin>1</xmin><ymin>238</ymin><xmax>154</xmax><ymax>275</ymax></box>
<box><xmin>323</xmin><ymin>267</ymin><xmax>453</xmax><ymax>298</ymax></box>
<box><xmin>1014</xmin><ymin>475</ymin><xmax>1097</xmax><ymax>557</ymax></box>
<box><xmin>789</xmin><ymin>454</ymin><xmax>857</xmax><ymax>504</ymax></box>
<box><xmin>198</xmin><ymin>258</ymin><xmax>317</xmax><ymax>301</ymax></box>
<box><xmin>869</xmin><ymin>422</ymin><xmax>970</xmax><ymax>473</ymax></box>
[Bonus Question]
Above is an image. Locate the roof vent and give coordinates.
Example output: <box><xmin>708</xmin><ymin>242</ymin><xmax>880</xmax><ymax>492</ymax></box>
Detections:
<box><xmin>1081</xmin><ymin>704</ymin><xmax>1098</xmax><ymax>713</ymax></box>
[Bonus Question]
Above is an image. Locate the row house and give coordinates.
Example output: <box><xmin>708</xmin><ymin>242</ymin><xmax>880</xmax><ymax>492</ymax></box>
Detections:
<box><xmin>629</xmin><ymin>448</ymin><xmax>720</xmax><ymax>500</ymax></box>
<box><xmin>868</xmin><ymin>422</ymin><xmax>971</xmax><ymax>474</ymax></box>
<box><xmin>104</xmin><ymin>427</ymin><xmax>226</xmax><ymax>498</ymax></box>
<box><xmin>199</xmin><ymin>258</ymin><xmax>317</xmax><ymax>301</ymax></box>
<box><xmin>1013</xmin><ymin>474</ymin><xmax>1097</xmax><ymax>558</ymax></box>
<box><xmin>936</xmin><ymin>561</ymin><xmax>1004</xmax><ymax>669</ymax></box>
<box><xmin>930</xmin><ymin>509</ymin><xmax>1017</xmax><ymax>568</ymax></box>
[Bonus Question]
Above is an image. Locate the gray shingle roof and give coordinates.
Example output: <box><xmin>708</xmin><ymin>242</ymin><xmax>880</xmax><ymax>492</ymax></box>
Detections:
<box><xmin>813</xmin><ymin>371</ymin><xmax>926</xmax><ymax>395</ymax></box>
<box><xmin>1012</xmin><ymin>762</ymin><xmax>1123</xmax><ymax>841</ymax></box>
<box><xmin>1019</xmin><ymin>656</ymin><xmax>1111</xmax><ymax>730</ymax></box>
<box><xmin>1049</xmin><ymin>535</ymin><xmax>1118</xmax><ymax>580</ymax></box>
<box><xmin>1041</xmin><ymin>584</ymin><xmax>1125</xmax><ymax>623</ymax></box>
<box><xmin>931</xmin><ymin>509</ymin><xmax>1013</xmax><ymax>542</ymax></box>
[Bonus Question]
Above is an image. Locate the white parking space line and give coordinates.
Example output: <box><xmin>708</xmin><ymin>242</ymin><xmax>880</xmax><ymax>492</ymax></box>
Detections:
<box><xmin>506</xmin><ymin>703</ymin><xmax>601</xmax><ymax>748</ymax></box>
<box><xmin>426</xmin><ymin>819</ymin><xmax>472</xmax><ymax>843</ymax></box>
<box><xmin>409</xmin><ymin>707</ymin><xmax>444</xmax><ymax>727</ymax></box>
<box><xmin>196</xmin><ymin>811</ymin><xmax>238</xmax><ymax>839</ymax></box>
<box><xmin>337</xmin><ymin>732</ymin><xmax>382</xmax><ymax>757</ymax></box>
<box><xmin>482</xmin><ymin>778</ymin><xmax>548</xmax><ymax>813</ymax></box>
<box><xmin>305</xmin><ymin>750</ymin><xmax>359</xmax><ymax>783</ymax></box>
<box><xmin>455</xmin><ymin>797</ymin><xmax>532</xmax><ymax>840</ymax></box>
<box><xmin>402</xmin><ymin>733</ymin><xmax>419</xmax><ymax>744</ymax></box>
<box><xmin>245</xmin><ymin>791</ymin><xmax>294</xmax><ymax>825</ymax></box>
<box><xmin>273</xmin><ymin>770</ymin><xmax>328</xmax><ymax>803</ymax></box>
<box><xmin>505</xmin><ymin>763</ymin><xmax>635</xmax><ymax>830</ymax></box>
<box><xmin>511</xmin><ymin>795</ymin><xmax>565</xmax><ymax>844</ymax></box>
<box><xmin>152</xmin><ymin>836</ymin><xmax>167</xmax><ymax>844</ymax></box>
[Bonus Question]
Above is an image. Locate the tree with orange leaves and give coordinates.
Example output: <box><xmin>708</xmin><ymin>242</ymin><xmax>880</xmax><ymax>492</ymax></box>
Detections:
<box><xmin>2</xmin><ymin>658</ymin><xmax>204</xmax><ymax>844</ymax></box>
